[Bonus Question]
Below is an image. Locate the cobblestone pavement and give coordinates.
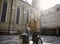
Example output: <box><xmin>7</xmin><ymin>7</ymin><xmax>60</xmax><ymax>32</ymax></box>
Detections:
<box><xmin>0</xmin><ymin>35</ymin><xmax>19</xmax><ymax>44</ymax></box>
<box><xmin>29</xmin><ymin>36</ymin><xmax>60</xmax><ymax>44</ymax></box>
<box><xmin>0</xmin><ymin>35</ymin><xmax>60</xmax><ymax>44</ymax></box>
<box><xmin>41</xmin><ymin>36</ymin><xmax>60</xmax><ymax>44</ymax></box>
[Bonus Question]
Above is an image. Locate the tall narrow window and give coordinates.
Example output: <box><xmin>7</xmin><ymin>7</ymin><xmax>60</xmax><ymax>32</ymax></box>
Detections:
<box><xmin>1</xmin><ymin>1</ymin><xmax>7</xmax><ymax>22</ymax></box>
<box><xmin>16</xmin><ymin>7</ymin><xmax>20</xmax><ymax>24</ymax></box>
<box><xmin>27</xmin><ymin>11</ymin><xmax>29</xmax><ymax>23</ymax></box>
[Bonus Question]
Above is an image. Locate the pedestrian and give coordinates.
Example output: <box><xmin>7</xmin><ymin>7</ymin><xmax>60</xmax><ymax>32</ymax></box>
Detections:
<box><xmin>26</xmin><ymin>17</ymin><xmax>40</xmax><ymax>43</ymax></box>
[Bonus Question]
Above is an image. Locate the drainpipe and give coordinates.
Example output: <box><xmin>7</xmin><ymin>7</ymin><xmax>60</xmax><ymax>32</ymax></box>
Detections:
<box><xmin>8</xmin><ymin>0</ymin><xmax>13</xmax><ymax>34</ymax></box>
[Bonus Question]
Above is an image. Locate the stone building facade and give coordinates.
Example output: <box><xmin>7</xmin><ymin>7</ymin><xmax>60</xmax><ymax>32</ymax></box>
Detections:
<box><xmin>0</xmin><ymin>0</ymin><xmax>40</xmax><ymax>34</ymax></box>
<box><xmin>41</xmin><ymin>4</ymin><xmax>60</xmax><ymax>35</ymax></box>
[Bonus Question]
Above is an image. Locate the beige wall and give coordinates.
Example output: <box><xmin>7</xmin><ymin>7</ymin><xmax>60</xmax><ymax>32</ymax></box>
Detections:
<box><xmin>0</xmin><ymin>0</ymin><xmax>3</xmax><ymax>21</ymax></box>
<box><xmin>0</xmin><ymin>0</ymin><xmax>41</xmax><ymax>33</ymax></box>
<box><xmin>0</xmin><ymin>0</ymin><xmax>12</xmax><ymax>32</ymax></box>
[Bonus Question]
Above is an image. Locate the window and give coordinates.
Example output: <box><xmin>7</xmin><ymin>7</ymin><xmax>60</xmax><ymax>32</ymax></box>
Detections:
<box><xmin>1</xmin><ymin>1</ymin><xmax>7</xmax><ymax>22</ymax></box>
<box><xmin>16</xmin><ymin>7</ymin><xmax>20</xmax><ymax>24</ymax></box>
<box><xmin>23</xmin><ymin>11</ymin><xmax>29</xmax><ymax>24</ymax></box>
<box><xmin>27</xmin><ymin>11</ymin><xmax>29</xmax><ymax>23</ymax></box>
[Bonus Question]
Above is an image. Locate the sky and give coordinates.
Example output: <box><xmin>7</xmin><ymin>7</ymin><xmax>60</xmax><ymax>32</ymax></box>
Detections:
<box><xmin>25</xmin><ymin>0</ymin><xmax>60</xmax><ymax>11</ymax></box>
<box><xmin>27</xmin><ymin>0</ymin><xmax>32</xmax><ymax>4</ymax></box>
<box><xmin>40</xmin><ymin>0</ymin><xmax>60</xmax><ymax>11</ymax></box>
<box><xmin>23</xmin><ymin>0</ymin><xmax>32</xmax><ymax>4</ymax></box>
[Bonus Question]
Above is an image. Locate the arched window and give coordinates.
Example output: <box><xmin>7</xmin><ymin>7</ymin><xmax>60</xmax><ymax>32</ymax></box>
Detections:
<box><xmin>16</xmin><ymin>7</ymin><xmax>20</xmax><ymax>24</ymax></box>
<box><xmin>1</xmin><ymin>1</ymin><xmax>7</xmax><ymax>22</ymax></box>
<box><xmin>27</xmin><ymin>11</ymin><xmax>29</xmax><ymax>23</ymax></box>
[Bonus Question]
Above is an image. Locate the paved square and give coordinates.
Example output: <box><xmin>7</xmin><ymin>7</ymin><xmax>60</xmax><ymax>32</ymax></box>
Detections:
<box><xmin>0</xmin><ymin>35</ymin><xmax>60</xmax><ymax>44</ymax></box>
